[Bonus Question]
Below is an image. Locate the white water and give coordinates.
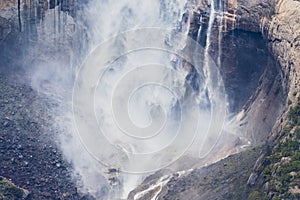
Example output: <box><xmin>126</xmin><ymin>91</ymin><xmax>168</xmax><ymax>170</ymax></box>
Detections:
<box><xmin>65</xmin><ymin>0</ymin><xmax>228</xmax><ymax>198</ymax></box>
<box><xmin>217</xmin><ymin>0</ymin><xmax>224</xmax><ymax>68</ymax></box>
<box><xmin>73</xmin><ymin>1</ymin><xmax>200</xmax><ymax>198</ymax></box>
<box><xmin>26</xmin><ymin>0</ymin><xmax>234</xmax><ymax>199</ymax></box>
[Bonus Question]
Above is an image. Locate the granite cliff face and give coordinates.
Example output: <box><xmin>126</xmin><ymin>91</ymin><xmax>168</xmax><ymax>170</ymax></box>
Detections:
<box><xmin>0</xmin><ymin>0</ymin><xmax>85</xmax><ymax>82</ymax></box>
<box><xmin>227</xmin><ymin>0</ymin><xmax>300</xmax><ymax>104</ymax></box>
<box><xmin>230</xmin><ymin>0</ymin><xmax>300</xmax><ymax>145</ymax></box>
<box><xmin>264</xmin><ymin>0</ymin><xmax>300</xmax><ymax>105</ymax></box>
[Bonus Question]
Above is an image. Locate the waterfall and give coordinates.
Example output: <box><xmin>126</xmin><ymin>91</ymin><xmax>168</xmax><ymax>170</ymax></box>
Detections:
<box><xmin>72</xmin><ymin>1</ymin><xmax>198</xmax><ymax>198</ymax></box>
<box><xmin>204</xmin><ymin>0</ymin><xmax>216</xmax><ymax>79</ymax></box>
<box><xmin>192</xmin><ymin>0</ymin><xmax>227</xmax><ymax>159</ymax></box>
<box><xmin>26</xmin><ymin>0</ymin><xmax>228</xmax><ymax>199</ymax></box>
<box><xmin>217</xmin><ymin>0</ymin><xmax>224</xmax><ymax>68</ymax></box>
<box><xmin>69</xmin><ymin>0</ymin><xmax>228</xmax><ymax>198</ymax></box>
<box><xmin>197</xmin><ymin>15</ymin><xmax>203</xmax><ymax>43</ymax></box>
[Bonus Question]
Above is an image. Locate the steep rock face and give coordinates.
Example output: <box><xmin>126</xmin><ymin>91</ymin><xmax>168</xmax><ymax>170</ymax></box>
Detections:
<box><xmin>263</xmin><ymin>0</ymin><xmax>300</xmax><ymax>106</ymax></box>
<box><xmin>228</xmin><ymin>0</ymin><xmax>300</xmax><ymax>103</ymax></box>
<box><xmin>223</xmin><ymin>0</ymin><xmax>287</xmax><ymax>145</ymax></box>
<box><xmin>0</xmin><ymin>0</ymin><xmax>77</xmax><ymax>15</ymax></box>
<box><xmin>0</xmin><ymin>0</ymin><xmax>88</xmax><ymax>99</ymax></box>
<box><xmin>237</xmin><ymin>0</ymin><xmax>300</xmax><ymax>144</ymax></box>
<box><xmin>230</xmin><ymin>0</ymin><xmax>275</xmax><ymax>32</ymax></box>
<box><xmin>215</xmin><ymin>0</ymin><xmax>300</xmax><ymax>149</ymax></box>
<box><xmin>0</xmin><ymin>15</ymin><xmax>11</xmax><ymax>41</ymax></box>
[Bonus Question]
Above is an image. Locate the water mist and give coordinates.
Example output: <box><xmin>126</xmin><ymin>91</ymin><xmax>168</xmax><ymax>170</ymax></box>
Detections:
<box><xmin>26</xmin><ymin>0</ymin><xmax>248</xmax><ymax>199</ymax></box>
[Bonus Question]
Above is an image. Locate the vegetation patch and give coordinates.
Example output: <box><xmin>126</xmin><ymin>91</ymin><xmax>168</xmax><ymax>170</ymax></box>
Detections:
<box><xmin>0</xmin><ymin>176</ymin><xmax>26</xmax><ymax>200</ymax></box>
<box><xmin>252</xmin><ymin>98</ymin><xmax>300</xmax><ymax>199</ymax></box>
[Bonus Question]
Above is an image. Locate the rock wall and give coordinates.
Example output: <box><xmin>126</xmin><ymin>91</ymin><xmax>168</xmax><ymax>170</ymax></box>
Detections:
<box><xmin>213</xmin><ymin>0</ymin><xmax>300</xmax><ymax>145</ymax></box>
<box><xmin>229</xmin><ymin>0</ymin><xmax>300</xmax><ymax>105</ymax></box>
<box><xmin>264</xmin><ymin>0</ymin><xmax>300</xmax><ymax>106</ymax></box>
<box><xmin>234</xmin><ymin>0</ymin><xmax>300</xmax><ymax>143</ymax></box>
<box><xmin>0</xmin><ymin>0</ymin><xmax>87</xmax><ymax>98</ymax></box>
<box><xmin>231</xmin><ymin>0</ymin><xmax>275</xmax><ymax>32</ymax></box>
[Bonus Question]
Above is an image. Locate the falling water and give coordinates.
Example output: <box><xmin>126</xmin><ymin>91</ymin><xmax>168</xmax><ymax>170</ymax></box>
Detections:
<box><xmin>217</xmin><ymin>0</ymin><xmax>224</xmax><ymax>68</ymax></box>
<box><xmin>26</xmin><ymin>0</ymin><xmax>230</xmax><ymax>199</ymax></box>
<box><xmin>69</xmin><ymin>0</ymin><xmax>229</xmax><ymax>198</ymax></box>
<box><xmin>192</xmin><ymin>0</ymin><xmax>228</xmax><ymax>159</ymax></box>
<box><xmin>204</xmin><ymin>0</ymin><xmax>216</xmax><ymax>78</ymax></box>
<box><xmin>73</xmin><ymin>1</ymin><xmax>198</xmax><ymax>198</ymax></box>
